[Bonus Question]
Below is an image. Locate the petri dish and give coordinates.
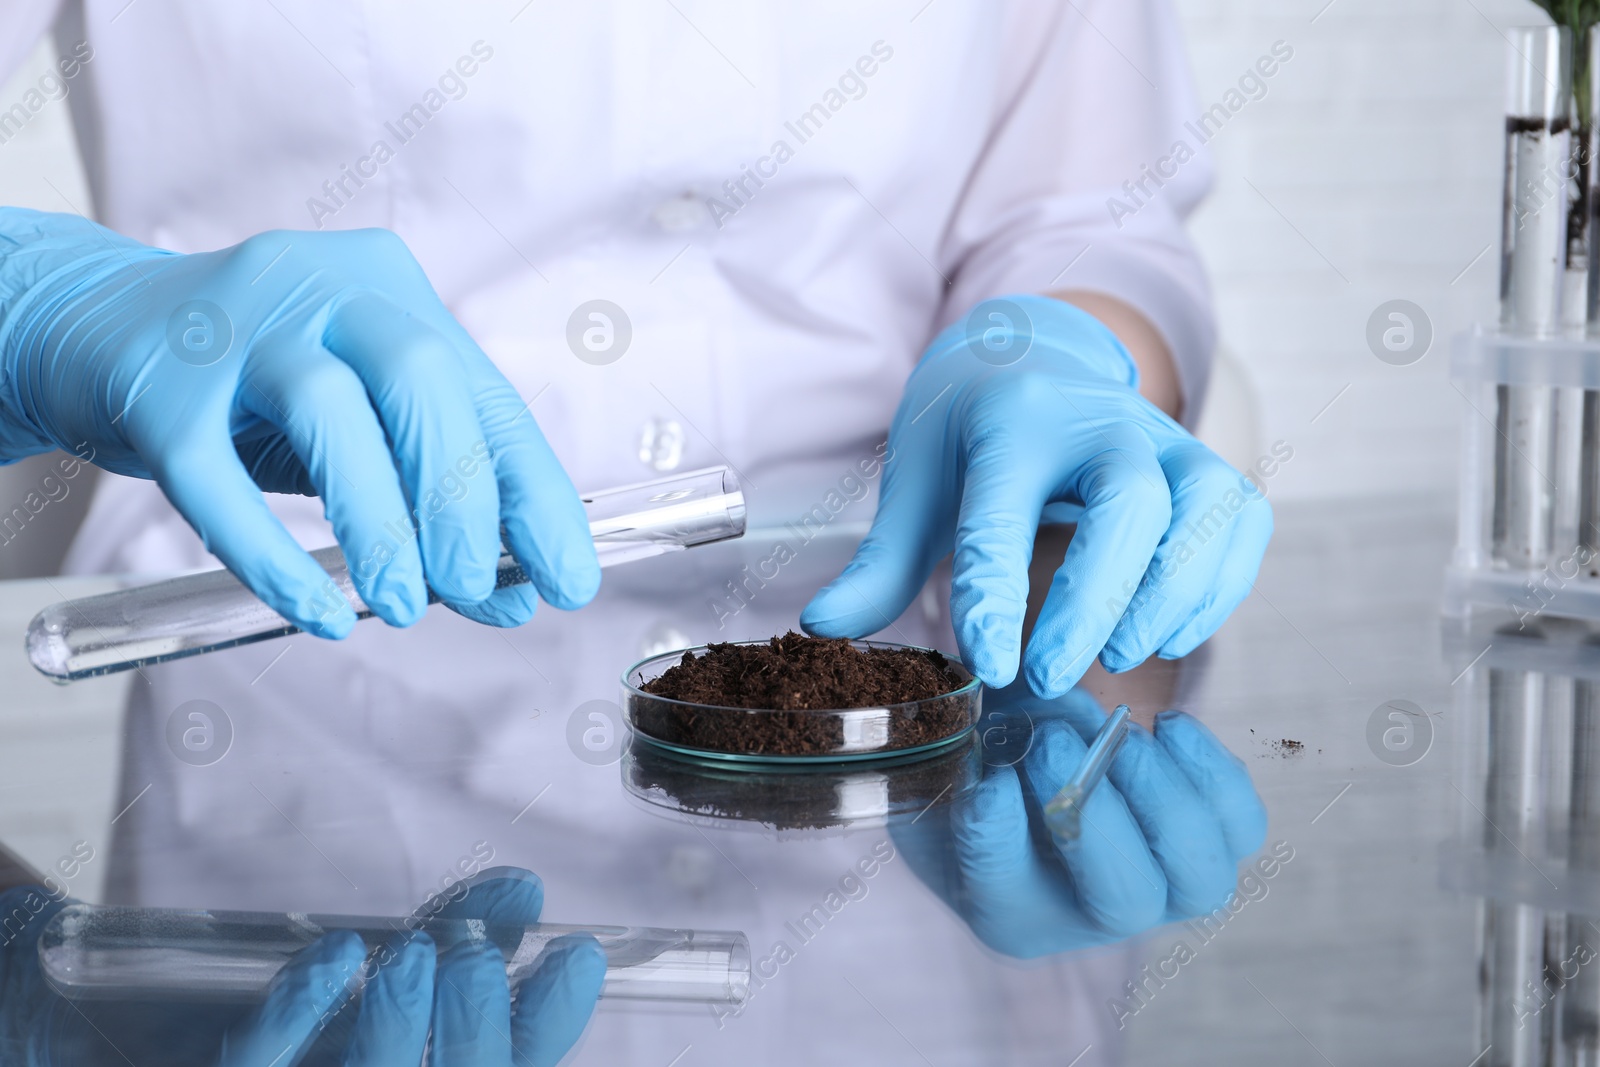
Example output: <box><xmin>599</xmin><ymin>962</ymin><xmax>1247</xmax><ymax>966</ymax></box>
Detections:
<box><xmin>621</xmin><ymin>640</ymin><xmax>982</xmax><ymax>764</ymax></box>
<box><xmin>621</xmin><ymin>735</ymin><xmax>982</xmax><ymax>832</ymax></box>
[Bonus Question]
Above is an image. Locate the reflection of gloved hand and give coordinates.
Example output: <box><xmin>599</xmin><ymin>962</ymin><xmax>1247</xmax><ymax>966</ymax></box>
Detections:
<box><xmin>353</xmin><ymin>866</ymin><xmax>607</xmax><ymax>1067</ymax></box>
<box><xmin>802</xmin><ymin>295</ymin><xmax>1272</xmax><ymax>697</ymax></box>
<box><xmin>893</xmin><ymin>687</ymin><xmax>1267</xmax><ymax>957</ymax></box>
<box><xmin>0</xmin><ymin>867</ymin><xmax>604</xmax><ymax>1066</ymax></box>
<box><xmin>0</xmin><ymin>208</ymin><xmax>599</xmax><ymax>634</ymax></box>
<box><xmin>0</xmin><ymin>886</ymin><xmax>368</xmax><ymax>1066</ymax></box>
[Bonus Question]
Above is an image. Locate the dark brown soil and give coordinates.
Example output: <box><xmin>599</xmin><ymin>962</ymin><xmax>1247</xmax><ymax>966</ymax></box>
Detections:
<box><xmin>644</xmin><ymin>632</ymin><xmax>963</xmax><ymax>709</ymax></box>
<box><xmin>1507</xmin><ymin>115</ymin><xmax>1572</xmax><ymax>135</ymax></box>
<box><xmin>1250</xmin><ymin>730</ymin><xmax>1308</xmax><ymax>758</ymax></box>
<box><xmin>633</xmin><ymin>633</ymin><xmax>973</xmax><ymax>757</ymax></box>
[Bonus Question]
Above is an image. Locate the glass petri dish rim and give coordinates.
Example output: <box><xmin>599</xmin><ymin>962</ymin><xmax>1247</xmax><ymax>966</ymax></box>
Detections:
<box><xmin>626</xmin><ymin>730</ymin><xmax>981</xmax><ymax>773</ymax></box>
<box><xmin>620</xmin><ymin>639</ymin><xmax>982</xmax><ymax>763</ymax></box>
<box><xmin>627</xmin><ymin>728</ymin><xmax>977</xmax><ymax>765</ymax></box>
<box><xmin>617</xmin><ymin>639</ymin><xmax>979</xmax><ymax>723</ymax></box>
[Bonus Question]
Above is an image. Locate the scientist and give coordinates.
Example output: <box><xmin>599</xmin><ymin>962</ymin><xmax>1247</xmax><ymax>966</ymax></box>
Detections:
<box><xmin>0</xmin><ymin>1</ymin><xmax>1267</xmax><ymax>699</ymax></box>
<box><xmin>0</xmin><ymin>2</ymin><xmax>1268</xmax><ymax>1061</ymax></box>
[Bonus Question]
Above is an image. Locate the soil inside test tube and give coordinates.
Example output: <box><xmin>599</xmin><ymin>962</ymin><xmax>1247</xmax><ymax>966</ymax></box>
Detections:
<box><xmin>639</xmin><ymin>632</ymin><xmax>969</xmax><ymax>756</ymax></box>
<box><xmin>1506</xmin><ymin>115</ymin><xmax>1571</xmax><ymax>135</ymax></box>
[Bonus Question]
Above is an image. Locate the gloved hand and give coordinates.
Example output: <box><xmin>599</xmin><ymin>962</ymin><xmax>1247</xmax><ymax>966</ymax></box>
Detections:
<box><xmin>892</xmin><ymin>686</ymin><xmax>1268</xmax><ymax>957</ymax></box>
<box><xmin>0</xmin><ymin>867</ymin><xmax>605</xmax><ymax>1066</ymax></box>
<box><xmin>802</xmin><ymin>294</ymin><xmax>1272</xmax><ymax>697</ymax></box>
<box><xmin>0</xmin><ymin>208</ymin><xmax>599</xmax><ymax>635</ymax></box>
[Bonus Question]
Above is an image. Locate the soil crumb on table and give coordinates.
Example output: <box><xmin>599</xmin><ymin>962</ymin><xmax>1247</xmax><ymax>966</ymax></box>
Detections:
<box><xmin>1249</xmin><ymin>729</ymin><xmax>1308</xmax><ymax>758</ymax></box>
<box><xmin>642</xmin><ymin>632</ymin><xmax>964</xmax><ymax>710</ymax></box>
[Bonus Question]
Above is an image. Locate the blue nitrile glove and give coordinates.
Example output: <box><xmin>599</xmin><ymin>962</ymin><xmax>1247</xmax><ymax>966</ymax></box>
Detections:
<box><xmin>0</xmin><ymin>867</ymin><xmax>604</xmax><ymax>1066</ymax></box>
<box><xmin>892</xmin><ymin>686</ymin><xmax>1268</xmax><ymax>957</ymax></box>
<box><xmin>0</xmin><ymin>885</ymin><xmax>370</xmax><ymax>1065</ymax></box>
<box><xmin>802</xmin><ymin>295</ymin><xmax>1273</xmax><ymax>697</ymax></box>
<box><xmin>0</xmin><ymin>208</ymin><xmax>599</xmax><ymax>635</ymax></box>
<box><xmin>339</xmin><ymin>866</ymin><xmax>606</xmax><ymax>1067</ymax></box>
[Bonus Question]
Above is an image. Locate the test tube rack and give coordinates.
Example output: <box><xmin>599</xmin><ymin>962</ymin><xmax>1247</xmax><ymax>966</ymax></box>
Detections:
<box><xmin>1445</xmin><ymin>328</ymin><xmax>1600</xmax><ymax>625</ymax></box>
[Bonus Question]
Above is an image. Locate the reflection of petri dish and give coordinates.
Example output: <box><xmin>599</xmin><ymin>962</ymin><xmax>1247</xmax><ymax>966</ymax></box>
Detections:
<box><xmin>622</xmin><ymin>736</ymin><xmax>982</xmax><ymax>832</ymax></box>
<box><xmin>621</xmin><ymin>641</ymin><xmax>981</xmax><ymax>763</ymax></box>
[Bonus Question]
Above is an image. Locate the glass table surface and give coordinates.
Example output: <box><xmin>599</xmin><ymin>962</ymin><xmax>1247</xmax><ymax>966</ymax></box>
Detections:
<box><xmin>0</xmin><ymin>494</ymin><xmax>1556</xmax><ymax>1065</ymax></box>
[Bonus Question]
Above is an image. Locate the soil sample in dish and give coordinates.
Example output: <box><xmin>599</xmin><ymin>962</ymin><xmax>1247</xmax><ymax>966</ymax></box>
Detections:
<box><xmin>634</xmin><ymin>632</ymin><xmax>973</xmax><ymax>758</ymax></box>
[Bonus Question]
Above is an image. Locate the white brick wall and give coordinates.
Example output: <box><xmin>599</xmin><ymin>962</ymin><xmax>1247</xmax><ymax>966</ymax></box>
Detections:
<box><xmin>1176</xmin><ymin>0</ymin><xmax>1536</xmax><ymax>500</ymax></box>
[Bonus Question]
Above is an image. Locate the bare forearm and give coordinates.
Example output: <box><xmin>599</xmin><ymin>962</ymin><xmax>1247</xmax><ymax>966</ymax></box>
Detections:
<box><xmin>1047</xmin><ymin>290</ymin><xmax>1183</xmax><ymax>421</ymax></box>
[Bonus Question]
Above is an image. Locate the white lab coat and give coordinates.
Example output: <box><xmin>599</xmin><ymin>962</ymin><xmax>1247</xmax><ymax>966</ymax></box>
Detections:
<box><xmin>0</xmin><ymin>0</ymin><xmax>1215</xmax><ymax>577</ymax></box>
<box><xmin>1</xmin><ymin>1</ymin><xmax>1213</xmax><ymax>1061</ymax></box>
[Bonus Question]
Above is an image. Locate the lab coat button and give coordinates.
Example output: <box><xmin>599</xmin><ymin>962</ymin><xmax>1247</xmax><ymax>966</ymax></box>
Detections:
<box><xmin>639</xmin><ymin>417</ymin><xmax>685</xmax><ymax>471</ymax></box>
<box><xmin>652</xmin><ymin>194</ymin><xmax>709</xmax><ymax>232</ymax></box>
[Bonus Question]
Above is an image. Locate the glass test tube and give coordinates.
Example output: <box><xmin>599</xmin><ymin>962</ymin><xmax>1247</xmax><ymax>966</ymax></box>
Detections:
<box><xmin>1497</xmin><ymin>27</ymin><xmax>1573</xmax><ymax>569</ymax></box>
<box><xmin>1590</xmin><ymin>26</ymin><xmax>1600</xmax><ymax>332</ymax></box>
<box><xmin>38</xmin><ymin>903</ymin><xmax>749</xmax><ymax>1006</ymax></box>
<box><xmin>1569</xmin><ymin>29</ymin><xmax>1596</xmax><ymax>333</ymax></box>
<box><xmin>1481</xmin><ymin>667</ymin><xmax>1553</xmax><ymax>1067</ymax></box>
<box><xmin>1583</xmin><ymin>30</ymin><xmax>1600</xmax><ymax>568</ymax></box>
<box><xmin>28</xmin><ymin>466</ymin><xmax>745</xmax><ymax>682</ymax></box>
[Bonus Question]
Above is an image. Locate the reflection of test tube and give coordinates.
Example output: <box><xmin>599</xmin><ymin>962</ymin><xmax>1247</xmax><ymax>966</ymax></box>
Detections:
<box><xmin>1482</xmin><ymin>667</ymin><xmax>1552</xmax><ymax>1067</ymax></box>
<box><xmin>37</xmin><ymin>904</ymin><xmax>749</xmax><ymax>1005</ymax></box>
<box><xmin>1496</xmin><ymin>28</ymin><xmax>1571</xmax><ymax>569</ymax></box>
<box><xmin>1563</xmin><ymin>678</ymin><xmax>1600</xmax><ymax>1060</ymax></box>
<box><xmin>1581</xmin><ymin>390</ymin><xmax>1600</xmax><ymax>561</ymax></box>
<box><xmin>1481</xmin><ymin>901</ymin><xmax>1551</xmax><ymax>1067</ymax></box>
<box><xmin>27</xmin><ymin>466</ymin><xmax>745</xmax><ymax>682</ymax></box>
